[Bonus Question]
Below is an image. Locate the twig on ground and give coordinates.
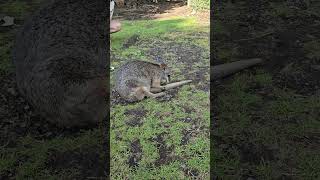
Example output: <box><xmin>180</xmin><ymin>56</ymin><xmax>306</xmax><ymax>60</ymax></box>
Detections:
<box><xmin>234</xmin><ymin>31</ymin><xmax>274</xmax><ymax>42</ymax></box>
<box><xmin>86</xmin><ymin>177</ymin><xmax>105</xmax><ymax>179</ymax></box>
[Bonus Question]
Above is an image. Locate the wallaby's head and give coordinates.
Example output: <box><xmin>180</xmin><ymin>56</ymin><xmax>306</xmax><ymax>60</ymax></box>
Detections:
<box><xmin>159</xmin><ymin>63</ymin><xmax>171</xmax><ymax>85</ymax></box>
<box><xmin>154</xmin><ymin>57</ymin><xmax>170</xmax><ymax>85</ymax></box>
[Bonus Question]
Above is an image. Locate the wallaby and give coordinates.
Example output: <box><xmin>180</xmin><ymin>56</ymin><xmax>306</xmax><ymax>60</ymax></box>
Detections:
<box><xmin>114</xmin><ymin>60</ymin><xmax>192</xmax><ymax>102</ymax></box>
<box><xmin>114</xmin><ymin>58</ymin><xmax>263</xmax><ymax>102</ymax></box>
<box><xmin>12</xmin><ymin>0</ymin><xmax>108</xmax><ymax>127</ymax></box>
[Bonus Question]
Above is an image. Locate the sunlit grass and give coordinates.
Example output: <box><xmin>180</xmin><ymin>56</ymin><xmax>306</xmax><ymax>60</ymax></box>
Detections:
<box><xmin>111</xmin><ymin>17</ymin><xmax>206</xmax><ymax>50</ymax></box>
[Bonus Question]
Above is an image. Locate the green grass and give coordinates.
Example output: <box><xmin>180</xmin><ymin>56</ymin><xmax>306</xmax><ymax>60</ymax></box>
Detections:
<box><xmin>0</xmin><ymin>1</ymin><xmax>30</xmax><ymax>18</ymax></box>
<box><xmin>0</xmin><ymin>0</ymin><xmax>46</xmax><ymax>19</ymax></box>
<box><xmin>303</xmin><ymin>40</ymin><xmax>320</xmax><ymax>59</ymax></box>
<box><xmin>189</xmin><ymin>0</ymin><xmax>210</xmax><ymax>10</ymax></box>
<box><xmin>111</xmin><ymin>88</ymin><xmax>210</xmax><ymax>179</ymax></box>
<box><xmin>111</xmin><ymin>16</ymin><xmax>210</xmax><ymax>179</ymax></box>
<box><xmin>111</xmin><ymin>17</ymin><xmax>205</xmax><ymax>50</ymax></box>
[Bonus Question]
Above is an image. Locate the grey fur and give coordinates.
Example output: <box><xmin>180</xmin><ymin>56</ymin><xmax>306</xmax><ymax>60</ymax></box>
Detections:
<box><xmin>114</xmin><ymin>60</ymin><xmax>171</xmax><ymax>102</ymax></box>
<box><xmin>12</xmin><ymin>0</ymin><xmax>108</xmax><ymax>127</ymax></box>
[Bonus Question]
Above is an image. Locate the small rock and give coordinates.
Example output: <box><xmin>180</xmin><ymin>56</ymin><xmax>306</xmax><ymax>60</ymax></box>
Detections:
<box><xmin>219</xmin><ymin>144</ymin><xmax>228</xmax><ymax>149</ymax></box>
<box><xmin>311</xmin><ymin>65</ymin><xmax>320</xmax><ymax>71</ymax></box>
<box><xmin>7</xmin><ymin>88</ymin><xmax>17</xmax><ymax>96</ymax></box>
<box><xmin>24</xmin><ymin>105</ymin><xmax>30</xmax><ymax>110</ymax></box>
<box><xmin>185</xmin><ymin>117</ymin><xmax>192</xmax><ymax>122</ymax></box>
<box><xmin>0</xmin><ymin>16</ymin><xmax>14</xmax><ymax>27</ymax></box>
<box><xmin>247</xmin><ymin>177</ymin><xmax>256</xmax><ymax>180</ymax></box>
<box><xmin>20</xmin><ymin>122</ymin><xmax>26</xmax><ymax>128</ymax></box>
<box><xmin>46</xmin><ymin>132</ymin><xmax>53</xmax><ymax>137</ymax></box>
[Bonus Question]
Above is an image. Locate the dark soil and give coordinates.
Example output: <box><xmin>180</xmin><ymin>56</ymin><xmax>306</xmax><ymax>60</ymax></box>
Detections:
<box><xmin>0</xmin><ymin>72</ymin><xmax>106</xmax><ymax>178</ymax></box>
<box><xmin>142</xmin><ymin>38</ymin><xmax>210</xmax><ymax>91</ymax></box>
<box><xmin>128</xmin><ymin>139</ymin><xmax>143</xmax><ymax>168</ymax></box>
<box><xmin>113</xmin><ymin>1</ymin><xmax>187</xmax><ymax>20</ymax></box>
<box><xmin>125</xmin><ymin>108</ymin><xmax>147</xmax><ymax>127</ymax></box>
<box><xmin>215</xmin><ymin>0</ymin><xmax>320</xmax><ymax>94</ymax></box>
<box><xmin>1</xmin><ymin>73</ymin><xmax>67</xmax><ymax>141</ymax></box>
<box><xmin>152</xmin><ymin>133</ymin><xmax>175</xmax><ymax>167</ymax></box>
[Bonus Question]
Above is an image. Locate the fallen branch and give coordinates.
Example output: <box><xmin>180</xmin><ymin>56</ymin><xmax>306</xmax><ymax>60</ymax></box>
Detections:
<box><xmin>211</xmin><ymin>58</ymin><xmax>264</xmax><ymax>80</ymax></box>
<box><xmin>165</xmin><ymin>80</ymin><xmax>193</xmax><ymax>90</ymax></box>
<box><xmin>234</xmin><ymin>31</ymin><xmax>274</xmax><ymax>42</ymax></box>
<box><xmin>151</xmin><ymin>80</ymin><xmax>193</xmax><ymax>93</ymax></box>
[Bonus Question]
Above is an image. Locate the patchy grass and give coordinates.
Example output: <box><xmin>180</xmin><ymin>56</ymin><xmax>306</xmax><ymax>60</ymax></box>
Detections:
<box><xmin>0</xmin><ymin>1</ymin><xmax>30</xmax><ymax>18</ymax></box>
<box><xmin>213</xmin><ymin>1</ymin><xmax>320</xmax><ymax>178</ymax></box>
<box><xmin>303</xmin><ymin>40</ymin><xmax>320</xmax><ymax>59</ymax></box>
<box><xmin>111</xmin><ymin>15</ymin><xmax>209</xmax><ymax>179</ymax></box>
<box><xmin>111</xmin><ymin>17</ymin><xmax>206</xmax><ymax>50</ymax></box>
<box><xmin>214</xmin><ymin>71</ymin><xmax>320</xmax><ymax>179</ymax></box>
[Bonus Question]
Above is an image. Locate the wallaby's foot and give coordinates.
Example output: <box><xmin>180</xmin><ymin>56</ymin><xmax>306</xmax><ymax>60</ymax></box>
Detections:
<box><xmin>142</xmin><ymin>87</ymin><xmax>166</xmax><ymax>98</ymax></box>
<box><xmin>144</xmin><ymin>89</ymin><xmax>166</xmax><ymax>98</ymax></box>
<box><xmin>135</xmin><ymin>86</ymin><xmax>166</xmax><ymax>100</ymax></box>
<box><xmin>160</xmin><ymin>86</ymin><xmax>166</xmax><ymax>91</ymax></box>
<box><xmin>149</xmin><ymin>92</ymin><xmax>166</xmax><ymax>98</ymax></box>
<box><xmin>150</xmin><ymin>86</ymin><xmax>166</xmax><ymax>93</ymax></box>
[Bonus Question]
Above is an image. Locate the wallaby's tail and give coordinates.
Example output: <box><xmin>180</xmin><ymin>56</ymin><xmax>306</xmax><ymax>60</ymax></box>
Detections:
<box><xmin>165</xmin><ymin>80</ymin><xmax>192</xmax><ymax>90</ymax></box>
<box><xmin>211</xmin><ymin>58</ymin><xmax>263</xmax><ymax>80</ymax></box>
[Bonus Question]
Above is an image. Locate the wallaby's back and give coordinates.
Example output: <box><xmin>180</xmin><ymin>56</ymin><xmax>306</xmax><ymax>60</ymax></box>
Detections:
<box><xmin>12</xmin><ymin>0</ymin><xmax>108</xmax><ymax>127</ymax></box>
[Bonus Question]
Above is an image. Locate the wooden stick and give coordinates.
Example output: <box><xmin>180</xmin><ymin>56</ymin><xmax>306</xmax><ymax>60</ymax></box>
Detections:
<box><xmin>234</xmin><ymin>31</ymin><xmax>274</xmax><ymax>42</ymax></box>
<box><xmin>164</xmin><ymin>80</ymin><xmax>192</xmax><ymax>90</ymax></box>
<box><xmin>211</xmin><ymin>58</ymin><xmax>264</xmax><ymax>80</ymax></box>
<box><xmin>150</xmin><ymin>80</ymin><xmax>192</xmax><ymax>93</ymax></box>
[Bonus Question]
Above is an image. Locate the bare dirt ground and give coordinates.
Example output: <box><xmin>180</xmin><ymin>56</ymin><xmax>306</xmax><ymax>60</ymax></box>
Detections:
<box><xmin>114</xmin><ymin>1</ymin><xmax>209</xmax><ymax>23</ymax></box>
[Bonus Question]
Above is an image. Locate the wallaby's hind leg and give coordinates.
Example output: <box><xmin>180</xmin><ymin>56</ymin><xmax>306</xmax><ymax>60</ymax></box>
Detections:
<box><xmin>148</xmin><ymin>91</ymin><xmax>166</xmax><ymax>98</ymax></box>
<box><xmin>133</xmin><ymin>86</ymin><xmax>165</xmax><ymax>101</ymax></box>
<box><xmin>138</xmin><ymin>86</ymin><xmax>165</xmax><ymax>99</ymax></box>
<box><xmin>150</xmin><ymin>86</ymin><xmax>166</xmax><ymax>93</ymax></box>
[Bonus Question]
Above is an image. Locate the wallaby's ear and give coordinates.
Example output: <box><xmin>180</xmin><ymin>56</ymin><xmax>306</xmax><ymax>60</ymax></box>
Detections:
<box><xmin>160</xmin><ymin>63</ymin><xmax>167</xmax><ymax>69</ymax></box>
